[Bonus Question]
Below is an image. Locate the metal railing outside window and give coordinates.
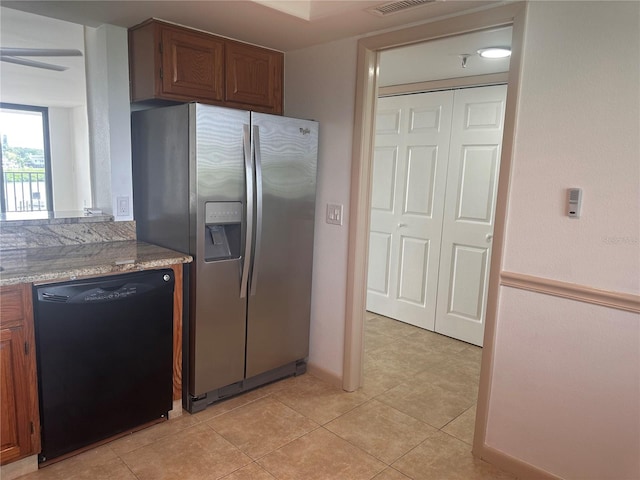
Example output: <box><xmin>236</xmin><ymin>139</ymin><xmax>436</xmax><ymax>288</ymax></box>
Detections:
<box><xmin>3</xmin><ymin>170</ymin><xmax>48</xmax><ymax>212</ymax></box>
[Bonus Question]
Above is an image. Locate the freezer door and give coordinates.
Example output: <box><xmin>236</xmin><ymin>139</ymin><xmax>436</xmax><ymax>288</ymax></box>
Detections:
<box><xmin>245</xmin><ymin>113</ymin><xmax>318</xmax><ymax>378</ymax></box>
<box><xmin>191</xmin><ymin>104</ymin><xmax>251</xmax><ymax>395</ymax></box>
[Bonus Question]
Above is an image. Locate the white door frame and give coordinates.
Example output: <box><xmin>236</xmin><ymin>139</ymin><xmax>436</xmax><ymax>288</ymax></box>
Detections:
<box><xmin>343</xmin><ymin>0</ymin><xmax>526</xmax><ymax>472</ymax></box>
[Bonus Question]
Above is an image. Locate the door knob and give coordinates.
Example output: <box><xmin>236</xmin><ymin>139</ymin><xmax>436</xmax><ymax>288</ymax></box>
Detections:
<box><xmin>486</xmin><ymin>234</ymin><xmax>493</xmax><ymax>242</ymax></box>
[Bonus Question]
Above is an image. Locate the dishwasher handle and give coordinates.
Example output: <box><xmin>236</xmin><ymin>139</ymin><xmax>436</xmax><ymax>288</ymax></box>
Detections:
<box><xmin>36</xmin><ymin>270</ymin><xmax>175</xmax><ymax>304</ymax></box>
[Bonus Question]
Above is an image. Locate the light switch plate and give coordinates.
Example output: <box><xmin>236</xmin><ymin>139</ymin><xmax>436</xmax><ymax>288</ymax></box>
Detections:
<box><xmin>326</xmin><ymin>203</ymin><xmax>343</xmax><ymax>226</ymax></box>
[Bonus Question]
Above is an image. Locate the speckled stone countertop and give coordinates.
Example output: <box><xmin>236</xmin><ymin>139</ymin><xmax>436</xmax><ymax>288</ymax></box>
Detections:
<box><xmin>0</xmin><ymin>241</ymin><xmax>193</xmax><ymax>286</ymax></box>
<box><xmin>0</xmin><ymin>210</ymin><xmax>114</xmax><ymax>225</ymax></box>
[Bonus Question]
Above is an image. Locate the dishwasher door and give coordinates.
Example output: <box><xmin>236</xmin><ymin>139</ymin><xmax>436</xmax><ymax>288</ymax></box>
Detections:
<box><xmin>33</xmin><ymin>269</ymin><xmax>175</xmax><ymax>463</ymax></box>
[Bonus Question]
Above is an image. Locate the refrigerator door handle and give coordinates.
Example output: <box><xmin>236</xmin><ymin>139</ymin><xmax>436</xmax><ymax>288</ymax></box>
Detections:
<box><xmin>250</xmin><ymin>125</ymin><xmax>263</xmax><ymax>296</ymax></box>
<box><xmin>240</xmin><ymin>124</ymin><xmax>254</xmax><ymax>299</ymax></box>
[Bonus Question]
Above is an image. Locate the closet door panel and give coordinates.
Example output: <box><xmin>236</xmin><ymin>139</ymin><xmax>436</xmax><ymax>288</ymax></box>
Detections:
<box><xmin>367</xmin><ymin>91</ymin><xmax>453</xmax><ymax>329</ymax></box>
<box><xmin>435</xmin><ymin>84</ymin><xmax>508</xmax><ymax>346</ymax></box>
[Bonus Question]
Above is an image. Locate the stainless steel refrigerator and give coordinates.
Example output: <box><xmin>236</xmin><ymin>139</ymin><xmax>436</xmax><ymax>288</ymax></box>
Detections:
<box><xmin>131</xmin><ymin>103</ymin><xmax>318</xmax><ymax>412</ymax></box>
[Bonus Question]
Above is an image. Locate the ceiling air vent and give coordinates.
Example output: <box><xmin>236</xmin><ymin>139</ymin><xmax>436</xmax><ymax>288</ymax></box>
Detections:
<box><xmin>366</xmin><ymin>0</ymin><xmax>437</xmax><ymax>16</ymax></box>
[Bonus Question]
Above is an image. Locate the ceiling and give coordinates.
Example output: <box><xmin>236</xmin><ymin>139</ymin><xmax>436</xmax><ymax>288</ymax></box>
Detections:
<box><xmin>0</xmin><ymin>0</ymin><xmax>500</xmax><ymax>52</ymax></box>
<box><xmin>0</xmin><ymin>6</ymin><xmax>87</xmax><ymax>107</ymax></box>
<box><xmin>378</xmin><ymin>25</ymin><xmax>512</xmax><ymax>86</ymax></box>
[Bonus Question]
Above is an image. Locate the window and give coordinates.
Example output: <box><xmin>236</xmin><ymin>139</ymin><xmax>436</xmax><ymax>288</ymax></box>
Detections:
<box><xmin>0</xmin><ymin>103</ymin><xmax>53</xmax><ymax>214</ymax></box>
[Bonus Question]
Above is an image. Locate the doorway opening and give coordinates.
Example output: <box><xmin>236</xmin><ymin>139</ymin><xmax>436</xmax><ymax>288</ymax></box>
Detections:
<box><xmin>343</xmin><ymin>2</ymin><xmax>525</xmax><ymax>459</ymax></box>
<box><xmin>361</xmin><ymin>24</ymin><xmax>511</xmax><ymax>456</ymax></box>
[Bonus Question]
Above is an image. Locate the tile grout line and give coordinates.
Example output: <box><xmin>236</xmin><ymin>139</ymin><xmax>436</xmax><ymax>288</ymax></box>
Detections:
<box><xmin>121</xmin><ymin>457</ymin><xmax>142</xmax><ymax>480</ymax></box>
<box><xmin>439</xmin><ymin>404</ymin><xmax>474</xmax><ymax>431</ymax></box>
<box><xmin>205</xmin><ymin>397</ymin><xmax>323</xmax><ymax>464</ymax></box>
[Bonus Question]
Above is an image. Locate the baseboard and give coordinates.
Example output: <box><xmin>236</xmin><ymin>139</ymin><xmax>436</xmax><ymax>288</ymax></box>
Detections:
<box><xmin>306</xmin><ymin>362</ymin><xmax>343</xmax><ymax>389</ymax></box>
<box><xmin>169</xmin><ymin>399</ymin><xmax>183</xmax><ymax>419</ymax></box>
<box><xmin>474</xmin><ymin>443</ymin><xmax>564</xmax><ymax>480</ymax></box>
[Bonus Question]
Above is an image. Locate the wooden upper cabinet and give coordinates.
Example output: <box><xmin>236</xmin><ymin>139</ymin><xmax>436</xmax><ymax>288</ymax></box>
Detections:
<box><xmin>225</xmin><ymin>40</ymin><xmax>283</xmax><ymax>115</ymax></box>
<box><xmin>129</xmin><ymin>19</ymin><xmax>283</xmax><ymax>114</ymax></box>
<box><xmin>160</xmin><ymin>26</ymin><xmax>224</xmax><ymax>102</ymax></box>
<box><xmin>129</xmin><ymin>20</ymin><xmax>224</xmax><ymax>103</ymax></box>
<box><xmin>0</xmin><ymin>284</ymin><xmax>40</xmax><ymax>465</ymax></box>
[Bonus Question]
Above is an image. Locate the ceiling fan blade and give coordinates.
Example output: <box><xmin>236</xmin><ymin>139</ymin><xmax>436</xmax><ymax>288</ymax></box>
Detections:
<box><xmin>0</xmin><ymin>56</ymin><xmax>68</xmax><ymax>71</ymax></box>
<box><xmin>0</xmin><ymin>47</ymin><xmax>82</xmax><ymax>57</ymax></box>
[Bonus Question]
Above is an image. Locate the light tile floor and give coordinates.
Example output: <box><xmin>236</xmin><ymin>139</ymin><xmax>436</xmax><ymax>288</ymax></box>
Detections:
<box><xmin>18</xmin><ymin>312</ymin><xmax>515</xmax><ymax>480</ymax></box>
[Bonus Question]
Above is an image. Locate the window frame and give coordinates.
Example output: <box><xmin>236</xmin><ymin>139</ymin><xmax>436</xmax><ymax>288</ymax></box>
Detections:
<box><xmin>0</xmin><ymin>102</ymin><xmax>54</xmax><ymax>214</ymax></box>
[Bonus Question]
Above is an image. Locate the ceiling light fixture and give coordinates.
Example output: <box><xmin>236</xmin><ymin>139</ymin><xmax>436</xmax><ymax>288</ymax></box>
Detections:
<box><xmin>477</xmin><ymin>47</ymin><xmax>511</xmax><ymax>59</ymax></box>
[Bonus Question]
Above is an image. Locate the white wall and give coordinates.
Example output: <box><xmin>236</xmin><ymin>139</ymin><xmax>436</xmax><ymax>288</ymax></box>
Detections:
<box><xmin>285</xmin><ymin>1</ymin><xmax>639</xmax><ymax>478</ymax></box>
<box><xmin>486</xmin><ymin>2</ymin><xmax>639</xmax><ymax>479</ymax></box>
<box><xmin>502</xmin><ymin>1</ymin><xmax>639</xmax><ymax>294</ymax></box>
<box><xmin>48</xmin><ymin>107</ymin><xmax>92</xmax><ymax>211</ymax></box>
<box><xmin>285</xmin><ymin>36</ymin><xmax>358</xmax><ymax>379</ymax></box>
<box><xmin>488</xmin><ymin>288</ymin><xmax>639</xmax><ymax>479</ymax></box>
<box><xmin>0</xmin><ymin>8</ymin><xmax>130</xmax><ymax>217</ymax></box>
<box><xmin>0</xmin><ymin>7</ymin><xmax>92</xmax><ymax>213</ymax></box>
<box><xmin>72</xmin><ymin>105</ymin><xmax>92</xmax><ymax>208</ymax></box>
<box><xmin>48</xmin><ymin>108</ymin><xmax>76</xmax><ymax>210</ymax></box>
<box><xmin>84</xmin><ymin>24</ymin><xmax>133</xmax><ymax>220</ymax></box>
<box><xmin>0</xmin><ymin>7</ymin><xmax>87</xmax><ymax>108</ymax></box>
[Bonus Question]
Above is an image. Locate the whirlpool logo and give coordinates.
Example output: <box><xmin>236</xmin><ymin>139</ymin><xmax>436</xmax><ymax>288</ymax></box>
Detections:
<box><xmin>299</xmin><ymin>127</ymin><xmax>310</xmax><ymax>135</ymax></box>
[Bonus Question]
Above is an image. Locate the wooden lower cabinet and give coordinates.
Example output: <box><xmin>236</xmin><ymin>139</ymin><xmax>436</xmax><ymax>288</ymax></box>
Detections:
<box><xmin>170</xmin><ymin>264</ymin><xmax>183</xmax><ymax>401</ymax></box>
<box><xmin>0</xmin><ymin>284</ymin><xmax>40</xmax><ymax>465</ymax></box>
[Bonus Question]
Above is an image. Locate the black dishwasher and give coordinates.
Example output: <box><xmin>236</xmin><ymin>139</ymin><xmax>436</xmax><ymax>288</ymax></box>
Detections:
<box><xmin>33</xmin><ymin>269</ymin><xmax>175</xmax><ymax>463</ymax></box>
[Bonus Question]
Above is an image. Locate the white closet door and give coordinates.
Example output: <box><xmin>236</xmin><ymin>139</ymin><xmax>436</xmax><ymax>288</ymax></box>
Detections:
<box><xmin>434</xmin><ymin>84</ymin><xmax>507</xmax><ymax>346</ymax></box>
<box><xmin>367</xmin><ymin>91</ymin><xmax>453</xmax><ymax>329</ymax></box>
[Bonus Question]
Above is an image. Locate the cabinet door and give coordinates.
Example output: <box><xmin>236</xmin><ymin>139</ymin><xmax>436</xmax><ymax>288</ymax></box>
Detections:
<box><xmin>0</xmin><ymin>327</ymin><xmax>31</xmax><ymax>464</ymax></box>
<box><xmin>225</xmin><ymin>41</ymin><xmax>283</xmax><ymax>114</ymax></box>
<box><xmin>0</xmin><ymin>284</ymin><xmax>39</xmax><ymax>466</ymax></box>
<box><xmin>161</xmin><ymin>26</ymin><xmax>224</xmax><ymax>102</ymax></box>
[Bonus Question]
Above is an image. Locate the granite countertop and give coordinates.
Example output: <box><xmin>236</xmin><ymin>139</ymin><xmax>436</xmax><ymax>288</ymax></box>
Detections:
<box><xmin>0</xmin><ymin>241</ymin><xmax>193</xmax><ymax>286</ymax></box>
<box><xmin>0</xmin><ymin>210</ymin><xmax>114</xmax><ymax>225</ymax></box>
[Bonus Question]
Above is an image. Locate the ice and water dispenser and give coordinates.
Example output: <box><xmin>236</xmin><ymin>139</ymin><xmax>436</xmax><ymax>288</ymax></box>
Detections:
<box><xmin>204</xmin><ymin>202</ymin><xmax>242</xmax><ymax>261</ymax></box>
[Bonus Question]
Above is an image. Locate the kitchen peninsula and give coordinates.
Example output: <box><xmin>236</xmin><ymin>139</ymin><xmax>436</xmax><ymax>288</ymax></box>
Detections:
<box><xmin>0</xmin><ymin>214</ymin><xmax>191</xmax><ymax>469</ymax></box>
